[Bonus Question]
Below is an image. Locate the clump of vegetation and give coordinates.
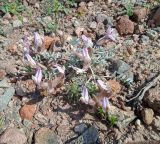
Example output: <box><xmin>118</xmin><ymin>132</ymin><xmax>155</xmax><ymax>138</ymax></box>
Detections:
<box><xmin>97</xmin><ymin>107</ymin><xmax>118</xmax><ymax>127</ymax></box>
<box><xmin>0</xmin><ymin>0</ymin><xmax>25</xmax><ymax>15</ymax></box>
<box><xmin>123</xmin><ymin>0</ymin><xmax>134</xmax><ymax>16</ymax></box>
<box><xmin>43</xmin><ymin>0</ymin><xmax>75</xmax><ymax>17</ymax></box>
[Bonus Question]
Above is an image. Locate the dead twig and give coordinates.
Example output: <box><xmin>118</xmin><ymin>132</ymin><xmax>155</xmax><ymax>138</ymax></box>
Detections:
<box><xmin>126</xmin><ymin>72</ymin><xmax>160</xmax><ymax>102</ymax></box>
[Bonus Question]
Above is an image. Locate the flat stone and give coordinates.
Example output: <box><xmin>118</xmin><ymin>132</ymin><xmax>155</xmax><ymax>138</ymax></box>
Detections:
<box><xmin>74</xmin><ymin>123</ymin><xmax>88</xmax><ymax>134</ymax></box>
<box><xmin>111</xmin><ymin>105</ymin><xmax>136</xmax><ymax>131</ymax></box>
<box><xmin>35</xmin><ymin>127</ymin><xmax>61</xmax><ymax>144</ymax></box>
<box><xmin>0</xmin><ymin>86</ymin><xmax>15</xmax><ymax>112</ymax></box>
<box><xmin>13</xmin><ymin>20</ymin><xmax>23</xmax><ymax>28</ymax></box>
<box><xmin>0</xmin><ymin>78</ymin><xmax>10</xmax><ymax>88</ymax></box>
<box><xmin>0</xmin><ymin>128</ymin><xmax>27</xmax><ymax>144</ymax></box>
<box><xmin>69</xmin><ymin>126</ymin><xmax>99</xmax><ymax>144</ymax></box>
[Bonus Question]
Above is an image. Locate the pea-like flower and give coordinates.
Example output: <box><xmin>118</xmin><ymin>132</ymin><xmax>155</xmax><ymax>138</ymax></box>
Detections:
<box><xmin>102</xmin><ymin>97</ymin><xmax>110</xmax><ymax>113</ymax></box>
<box><xmin>34</xmin><ymin>32</ymin><xmax>42</xmax><ymax>49</ymax></box>
<box><xmin>82</xmin><ymin>35</ymin><xmax>93</xmax><ymax>48</ymax></box>
<box><xmin>105</xmin><ymin>26</ymin><xmax>116</xmax><ymax>42</ymax></box>
<box><xmin>82</xmin><ymin>48</ymin><xmax>91</xmax><ymax>65</ymax></box>
<box><xmin>80</xmin><ymin>86</ymin><xmax>90</xmax><ymax>104</ymax></box>
<box><xmin>24</xmin><ymin>53</ymin><xmax>36</xmax><ymax>67</ymax></box>
<box><xmin>32</xmin><ymin>68</ymin><xmax>43</xmax><ymax>85</ymax></box>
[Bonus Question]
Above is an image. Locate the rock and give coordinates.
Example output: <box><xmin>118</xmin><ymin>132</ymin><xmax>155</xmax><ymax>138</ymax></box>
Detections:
<box><xmin>146</xmin><ymin>29</ymin><xmax>158</xmax><ymax>40</ymax></box>
<box><xmin>97</xmin><ymin>22</ymin><xmax>105</xmax><ymax>36</ymax></box>
<box><xmin>152</xmin><ymin>116</ymin><xmax>160</xmax><ymax>130</ymax></box>
<box><xmin>3</xmin><ymin>12</ymin><xmax>12</xmax><ymax>20</ymax></box>
<box><xmin>109</xmin><ymin>59</ymin><xmax>134</xmax><ymax>84</ymax></box>
<box><xmin>141</xmin><ymin>108</ymin><xmax>154</xmax><ymax>125</ymax></box>
<box><xmin>19</xmin><ymin>104</ymin><xmax>37</xmax><ymax>120</ymax></box>
<box><xmin>74</xmin><ymin>123</ymin><xmax>88</xmax><ymax>134</ymax></box>
<box><xmin>1</xmin><ymin>23</ymin><xmax>13</xmax><ymax>37</ymax></box>
<box><xmin>107</xmin><ymin>79</ymin><xmax>121</xmax><ymax>94</ymax></box>
<box><xmin>132</xmin><ymin>7</ymin><xmax>147</xmax><ymax>22</ymax></box>
<box><xmin>116</xmin><ymin>16</ymin><xmax>134</xmax><ymax>35</ymax></box>
<box><xmin>135</xmin><ymin>119</ymin><xmax>141</xmax><ymax>127</ymax></box>
<box><xmin>0</xmin><ymin>128</ymin><xmax>27</xmax><ymax>144</ymax></box>
<box><xmin>111</xmin><ymin>105</ymin><xmax>136</xmax><ymax>131</ymax></box>
<box><xmin>44</xmin><ymin>36</ymin><xmax>54</xmax><ymax>49</ymax></box>
<box><xmin>0</xmin><ymin>86</ymin><xmax>15</xmax><ymax>112</ymax></box>
<box><xmin>96</xmin><ymin>14</ymin><xmax>108</xmax><ymax>23</ymax></box>
<box><xmin>0</xmin><ymin>70</ymin><xmax>6</xmax><ymax>80</ymax></box>
<box><xmin>89</xmin><ymin>21</ymin><xmax>97</xmax><ymax>29</ymax></box>
<box><xmin>69</xmin><ymin>126</ymin><xmax>99</xmax><ymax>144</ymax></box>
<box><xmin>144</xmin><ymin>86</ymin><xmax>160</xmax><ymax>114</ymax></box>
<box><xmin>140</xmin><ymin>35</ymin><xmax>150</xmax><ymax>45</ymax></box>
<box><xmin>35</xmin><ymin>127</ymin><xmax>61</xmax><ymax>144</ymax></box>
<box><xmin>15</xmin><ymin>80</ymin><xmax>36</xmax><ymax>97</ymax></box>
<box><xmin>148</xmin><ymin>7</ymin><xmax>160</xmax><ymax>27</ymax></box>
<box><xmin>42</xmin><ymin>16</ymin><xmax>52</xmax><ymax>24</ymax></box>
<box><xmin>13</xmin><ymin>20</ymin><xmax>23</xmax><ymax>28</ymax></box>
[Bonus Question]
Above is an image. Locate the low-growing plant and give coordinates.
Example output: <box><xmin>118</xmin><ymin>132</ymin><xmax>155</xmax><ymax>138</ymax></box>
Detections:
<box><xmin>0</xmin><ymin>0</ymin><xmax>25</xmax><ymax>15</ymax></box>
<box><xmin>98</xmin><ymin>107</ymin><xmax>118</xmax><ymax>127</ymax></box>
<box><xmin>67</xmin><ymin>82</ymin><xmax>81</xmax><ymax>103</ymax></box>
<box><xmin>123</xmin><ymin>0</ymin><xmax>134</xmax><ymax>16</ymax></box>
<box><xmin>43</xmin><ymin>0</ymin><xmax>75</xmax><ymax>17</ymax></box>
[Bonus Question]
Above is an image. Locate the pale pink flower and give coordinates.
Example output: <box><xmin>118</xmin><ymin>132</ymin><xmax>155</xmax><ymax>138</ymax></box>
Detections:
<box><xmin>80</xmin><ymin>86</ymin><xmax>89</xmax><ymax>104</ymax></box>
<box><xmin>34</xmin><ymin>32</ymin><xmax>42</xmax><ymax>49</ymax></box>
<box><xmin>82</xmin><ymin>35</ymin><xmax>93</xmax><ymax>48</ymax></box>
<box><xmin>105</xmin><ymin>26</ymin><xmax>116</xmax><ymax>42</ymax></box>
<box><xmin>32</xmin><ymin>68</ymin><xmax>43</xmax><ymax>85</ymax></box>
<box><xmin>82</xmin><ymin>48</ymin><xmax>91</xmax><ymax>62</ymax></box>
<box><xmin>24</xmin><ymin>53</ymin><xmax>36</xmax><ymax>67</ymax></box>
<box><xmin>102</xmin><ymin>97</ymin><xmax>110</xmax><ymax>113</ymax></box>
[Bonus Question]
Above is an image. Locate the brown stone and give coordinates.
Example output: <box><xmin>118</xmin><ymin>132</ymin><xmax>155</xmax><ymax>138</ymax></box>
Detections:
<box><xmin>116</xmin><ymin>16</ymin><xmax>134</xmax><ymax>35</ymax></box>
<box><xmin>153</xmin><ymin>7</ymin><xmax>160</xmax><ymax>26</ymax></box>
<box><xmin>0</xmin><ymin>70</ymin><xmax>6</xmax><ymax>80</ymax></box>
<box><xmin>133</xmin><ymin>7</ymin><xmax>147</xmax><ymax>22</ymax></box>
<box><xmin>141</xmin><ymin>108</ymin><xmax>154</xmax><ymax>125</ymax></box>
<box><xmin>19</xmin><ymin>104</ymin><xmax>37</xmax><ymax>120</ymax></box>
<box><xmin>107</xmin><ymin>79</ymin><xmax>121</xmax><ymax>94</ymax></box>
<box><xmin>44</xmin><ymin>36</ymin><xmax>54</xmax><ymax>49</ymax></box>
<box><xmin>144</xmin><ymin>85</ymin><xmax>160</xmax><ymax>114</ymax></box>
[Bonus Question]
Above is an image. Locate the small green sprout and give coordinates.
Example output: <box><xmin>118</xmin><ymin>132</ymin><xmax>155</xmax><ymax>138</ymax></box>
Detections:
<box><xmin>87</xmin><ymin>82</ymin><xmax>98</xmax><ymax>97</ymax></box>
<box><xmin>67</xmin><ymin>82</ymin><xmax>81</xmax><ymax>103</ymax></box>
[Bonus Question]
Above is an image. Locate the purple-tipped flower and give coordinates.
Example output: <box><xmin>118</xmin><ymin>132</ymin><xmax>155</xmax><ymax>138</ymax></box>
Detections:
<box><xmin>24</xmin><ymin>53</ymin><xmax>36</xmax><ymax>67</ymax></box>
<box><xmin>97</xmin><ymin>80</ymin><xmax>109</xmax><ymax>91</ymax></box>
<box><xmin>32</xmin><ymin>68</ymin><xmax>43</xmax><ymax>85</ymax></box>
<box><xmin>105</xmin><ymin>26</ymin><xmax>116</xmax><ymax>42</ymax></box>
<box><xmin>80</xmin><ymin>86</ymin><xmax>89</xmax><ymax>104</ymax></box>
<box><xmin>102</xmin><ymin>97</ymin><xmax>110</xmax><ymax>113</ymax></box>
<box><xmin>54</xmin><ymin>65</ymin><xmax>65</xmax><ymax>74</ymax></box>
<box><xmin>82</xmin><ymin>35</ymin><xmax>93</xmax><ymax>48</ymax></box>
<box><xmin>34</xmin><ymin>32</ymin><xmax>42</xmax><ymax>49</ymax></box>
<box><xmin>82</xmin><ymin>48</ymin><xmax>91</xmax><ymax>61</ymax></box>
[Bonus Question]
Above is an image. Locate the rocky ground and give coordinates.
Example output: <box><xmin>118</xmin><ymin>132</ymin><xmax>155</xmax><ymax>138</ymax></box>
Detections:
<box><xmin>0</xmin><ymin>0</ymin><xmax>160</xmax><ymax>144</ymax></box>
